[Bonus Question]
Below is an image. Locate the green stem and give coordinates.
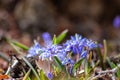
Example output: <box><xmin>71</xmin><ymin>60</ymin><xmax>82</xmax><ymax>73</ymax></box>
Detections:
<box><xmin>96</xmin><ymin>43</ymin><xmax>105</xmax><ymax>70</ymax></box>
<box><xmin>103</xmin><ymin>40</ymin><xmax>107</xmax><ymax>63</ymax></box>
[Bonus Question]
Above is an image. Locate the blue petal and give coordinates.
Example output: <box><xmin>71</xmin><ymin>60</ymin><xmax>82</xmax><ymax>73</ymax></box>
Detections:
<box><xmin>113</xmin><ymin>16</ymin><xmax>120</xmax><ymax>28</ymax></box>
<box><xmin>47</xmin><ymin>72</ymin><xmax>53</xmax><ymax>80</ymax></box>
<box><xmin>42</xmin><ymin>32</ymin><xmax>52</xmax><ymax>45</ymax></box>
<box><xmin>81</xmin><ymin>51</ymin><xmax>87</xmax><ymax>58</ymax></box>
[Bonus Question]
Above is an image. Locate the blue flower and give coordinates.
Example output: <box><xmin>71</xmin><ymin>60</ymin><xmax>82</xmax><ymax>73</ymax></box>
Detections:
<box><xmin>86</xmin><ymin>40</ymin><xmax>97</xmax><ymax>49</ymax></box>
<box><xmin>113</xmin><ymin>15</ymin><xmax>120</xmax><ymax>28</ymax></box>
<box><xmin>63</xmin><ymin>34</ymin><xmax>97</xmax><ymax>59</ymax></box>
<box><xmin>81</xmin><ymin>50</ymin><xmax>88</xmax><ymax>58</ymax></box>
<box><xmin>42</xmin><ymin>32</ymin><xmax>52</xmax><ymax>46</ymax></box>
<box><xmin>39</xmin><ymin>49</ymin><xmax>52</xmax><ymax>60</ymax></box>
<box><xmin>27</xmin><ymin>41</ymin><xmax>42</xmax><ymax>57</ymax></box>
<box><xmin>27</xmin><ymin>33</ymin><xmax>98</xmax><ymax>76</ymax></box>
<box><xmin>62</xmin><ymin>58</ymin><xmax>74</xmax><ymax>65</ymax></box>
<box><xmin>55</xmin><ymin>50</ymin><xmax>66</xmax><ymax>61</ymax></box>
<box><xmin>47</xmin><ymin>72</ymin><xmax>53</xmax><ymax>80</ymax></box>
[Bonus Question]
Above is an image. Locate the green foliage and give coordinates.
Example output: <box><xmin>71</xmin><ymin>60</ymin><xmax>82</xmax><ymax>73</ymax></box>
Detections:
<box><xmin>96</xmin><ymin>43</ymin><xmax>105</xmax><ymax>70</ymax></box>
<box><xmin>53</xmin><ymin>56</ymin><xmax>65</xmax><ymax>71</ymax></box>
<box><xmin>56</xmin><ymin>29</ymin><xmax>68</xmax><ymax>44</ymax></box>
<box><xmin>107</xmin><ymin>58</ymin><xmax>120</xmax><ymax>78</ymax></box>
<box><xmin>84</xmin><ymin>60</ymin><xmax>91</xmax><ymax>76</ymax></box>
<box><xmin>22</xmin><ymin>57</ymin><xmax>41</xmax><ymax>80</ymax></box>
<box><xmin>39</xmin><ymin>70</ymin><xmax>48</xmax><ymax>80</ymax></box>
<box><xmin>72</xmin><ymin>58</ymin><xmax>84</xmax><ymax>74</ymax></box>
<box><xmin>23</xmin><ymin>69</ymin><xmax>31</xmax><ymax>80</ymax></box>
<box><xmin>52</xmin><ymin>72</ymin><xmax>76</xmax><ymax>80</ymax></box>
<box><xmin>53</xmin><ymin>35</ymin><xmax>57</xmax><ymax>45</ymax></box>
<box><xmin>103</xmin><ymin>40</ymin><xmax>107</xmax><ymax>64</ymax></box>
<box><xmin>11</xmin><ymin>40</ymin><xmax>29</xmax><ymax>50</ymax></box>
<box><xmin>53</xmin><ymin>29</ymin><xmax>68</xmax><ymax>45</ymax></box>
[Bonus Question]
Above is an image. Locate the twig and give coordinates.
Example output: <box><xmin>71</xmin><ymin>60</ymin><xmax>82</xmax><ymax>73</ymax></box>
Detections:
<box><xmin>91</xmin><ymin>64</ymin><xmax>120</xmax><ymax>79</ymax></box>
<box><xmin>92</xmin><ymin>74</ymin><xmax>106</xmax><ymax>79</ymax></box>
<box><xmin>5</xmin><ymin>59</ymin><xmax>18</xmax><ymax>75</ymax></box>
<box><xmin>98</xmin><ymin>64</ymin><xmax>120</xmax><ymax>74</ymax></box>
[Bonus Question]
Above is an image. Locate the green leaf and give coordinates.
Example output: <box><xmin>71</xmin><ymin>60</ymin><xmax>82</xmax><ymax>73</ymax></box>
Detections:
<box><xmin>88</xmin><ymin>60</ymin><xmax>100</xmax><ymax>74</ymax></box>
<box><xmin>107</xmin><ymin>58</ymin><xmax>116</xmax><ymax>68</ymax></box>
<box><xmin>110</xmin><ymin>62</ymin><xmax>116</xmax><ymax>68</ymax></box>
<box><xmin>53</xmin><ymin>66</ymin><xmax>60</xmax><ymax>74</ymax></box>
<box><xmin>110</xmin><ymin>62</ymin><xmax>120</xmax><ymax>78</ymax></box>
<box><xmin>22</xmin><ymin>57</ymin><xmax>41</xmax><ymax>80</ymax></box>
<box><xmin>116</xmin><ymin>69</ymin><xmax>120</xmax><ymax>78</ymax></box>
<box><xmin>12</xmin><ymin>40</ymin><xmax>29</xmax><ymax>50</ymax></box>
<box><xmin>40</xmin><ymin>69</ymin><xmax>48</xmax><ymax>80</ymax></box>
<box><xmin>56</xmin><ymin>29</ymin><xmax>68</xmax><ymax>44</ymax></box>
<box><xmin>72</xmin><ymin>58</ymin><xmax>84</xmax><ymax>73</ymax></box>
<box><xmin>53</xmin><ymin>56</ymin><xmax>65</xmax><ymax>71</ymax></box>
<box><xmin>103</xmin><ymin>40</ymin><xmax>107</xmax><ymax>63</ymax></box>
<box><xmin>84</xmin><ymin>60</ymin><xmax>91</xmax><ymax>76</ymax></box>
<box><xmin>53</xmin><ymin>72</ymin><xmax>76</xmax><ymax>80</ymax></box>
<box><xmin>96</xmin><ymin>43</ymin><xmax>105</xmax><ymax>70</ymax></box>
<box><xmin>107</xmin><ymin>58</ymin><xmax>120</xmax><ymax>78</ymax></box>
<box><xmin>23</xmin><ymin>69</ymin><xmax>31</xmax><ymax>80</ymax></box>
<box><xmin>53</xmin><ymin>29</ymin><xmax>68</xmax><ymax>45</ymax></box>
<box><xmin>53</xmin><ymin>35</ymin><xmax>57</xmax><ymax>45</ymax></box>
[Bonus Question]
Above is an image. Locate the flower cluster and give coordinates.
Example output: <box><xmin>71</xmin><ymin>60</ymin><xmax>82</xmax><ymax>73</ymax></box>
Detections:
<box><xmin>27</xmin><ymin>33</ymin><xmax>97</xmax><ymax>79</ymax></box>
<box><xmin>63</xmin><ymin>34</ymin><xmax>97</xmax><ymax>58</ymax></box>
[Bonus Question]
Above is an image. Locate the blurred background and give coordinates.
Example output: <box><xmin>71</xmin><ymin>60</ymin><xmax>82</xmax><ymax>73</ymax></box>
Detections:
<box><xmin>0</xmin><ymin>0</ymin><xmax>120</xmax><ymax>70</ymax></box>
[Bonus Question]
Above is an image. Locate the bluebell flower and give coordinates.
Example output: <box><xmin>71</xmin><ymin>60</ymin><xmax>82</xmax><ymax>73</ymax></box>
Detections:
<box><xmin>71</xmin><ymin>34</ymin><xmax>82</xmax><ymax>41</ymax></box>
<box><xmin>55</xmin><ymin>50</ymin><xmax>66</xmax><ymax>61</ymax></box>
<box><xmin>27</xmin><ymin>41</ymin><xmax>42</xmax><ymax>57</ymax></box>
<box><xmin>63</xmin><ymin>34</ymin><xmax>97</xmax><ymax>59</ymax></box>
<box><xmin>62</xmin><ymin>58</ymin><xmax>74</xmax><ymax>65</ymax></box>
<box><xmin>113</xmin><ymin>15</ymin><xmax>120</xmax><ymax>28</ymax></box>
<box><xmin>27</xmin><ymin>33</ymin><xmax>99</xmax><ymax>77</ymax></box>
<box><xmin>42</xmin><ymin>32</ymin><xmax>52</xmax><ymax>46</ymax></box>
<box><xmin>38</xmin><ymin>44</ymin><xmax>66</xmax><ymax>61</ymax></box>
<box><xmin>64</xmin><ymin>34</ymin><xmax>83</xmax><ymax>53</ymax></box>
<box><xmin>47</xmin><ymin>72</ymin><xmax>53</xmax><ymax>80</ymax></box>
<box><xmin>86</xmin><ymin>40</ymin><xmax>97</xmax><ymax>49</ymax></box>
<box><xmin>28</xmin><ymin>34</ymin><xmax>97</xmax><ymax>61</ymax></box>
<box><xmin>81</xmin><ymin>50</ymin><xmax>88</xmax><ymax>58</ymax></box>
<box><xmin>39</xmin><ymin>49</ymin><xmax>52</xmax><ymax>60</ymax></box>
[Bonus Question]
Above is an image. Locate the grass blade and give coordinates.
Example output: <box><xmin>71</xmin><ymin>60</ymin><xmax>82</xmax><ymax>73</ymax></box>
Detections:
<box><xmin>96</xmin><ymin>43</ymin><xmax>105</xmax><ymax>70</ymax></box>
<box><xmin>56</xmin><ymin>29</ymin><xmax>68</xmax><ymax>44</ymax></box>
<box><xmin>53</xmin><ymin>35</ymin><xmax>57</xmax><ymax>45</ymax></box>
<box><xmin>103</xmin><ymin>40</ymin><xmax>107</xmax><ymax>63</ymax></box>
<box><xmin>72</xmin><ymin>58</ymin><xmax>84</xmax><ymax>73</ymax></box>
<box><xmin>53</xmin><ymin>56</ymin><xmax>65</xmax><ymax>71</ymax></box>
<box><xmin>22</xmin><ymin>57</ymin><xmax>41</xmax><ymax>80</ymax></box>
<box><xmin>40</xmin><ymin>69</ymin><xmax>48</xmax><ymax>80</ymax></box>
<box><xmin>12</xmin><ymin>40</ymin><xmax>29</xmax><ymax>51</ymax></box>
<box><xmin>23</xmin><ymin>69</ymin><xmax>31</xmax><ymax>80</ymax></box>
<box><xmin>107</xmin><ymin>58</ymin><xmax>120</xmax><ymax>78</ymax></box>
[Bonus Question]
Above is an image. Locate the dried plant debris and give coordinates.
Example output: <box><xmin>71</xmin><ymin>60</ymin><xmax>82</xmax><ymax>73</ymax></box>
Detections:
<box><xmin>6</xmin><ymin>55</ymin><xmax>36</xmax><ymax>78</ymax></box>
